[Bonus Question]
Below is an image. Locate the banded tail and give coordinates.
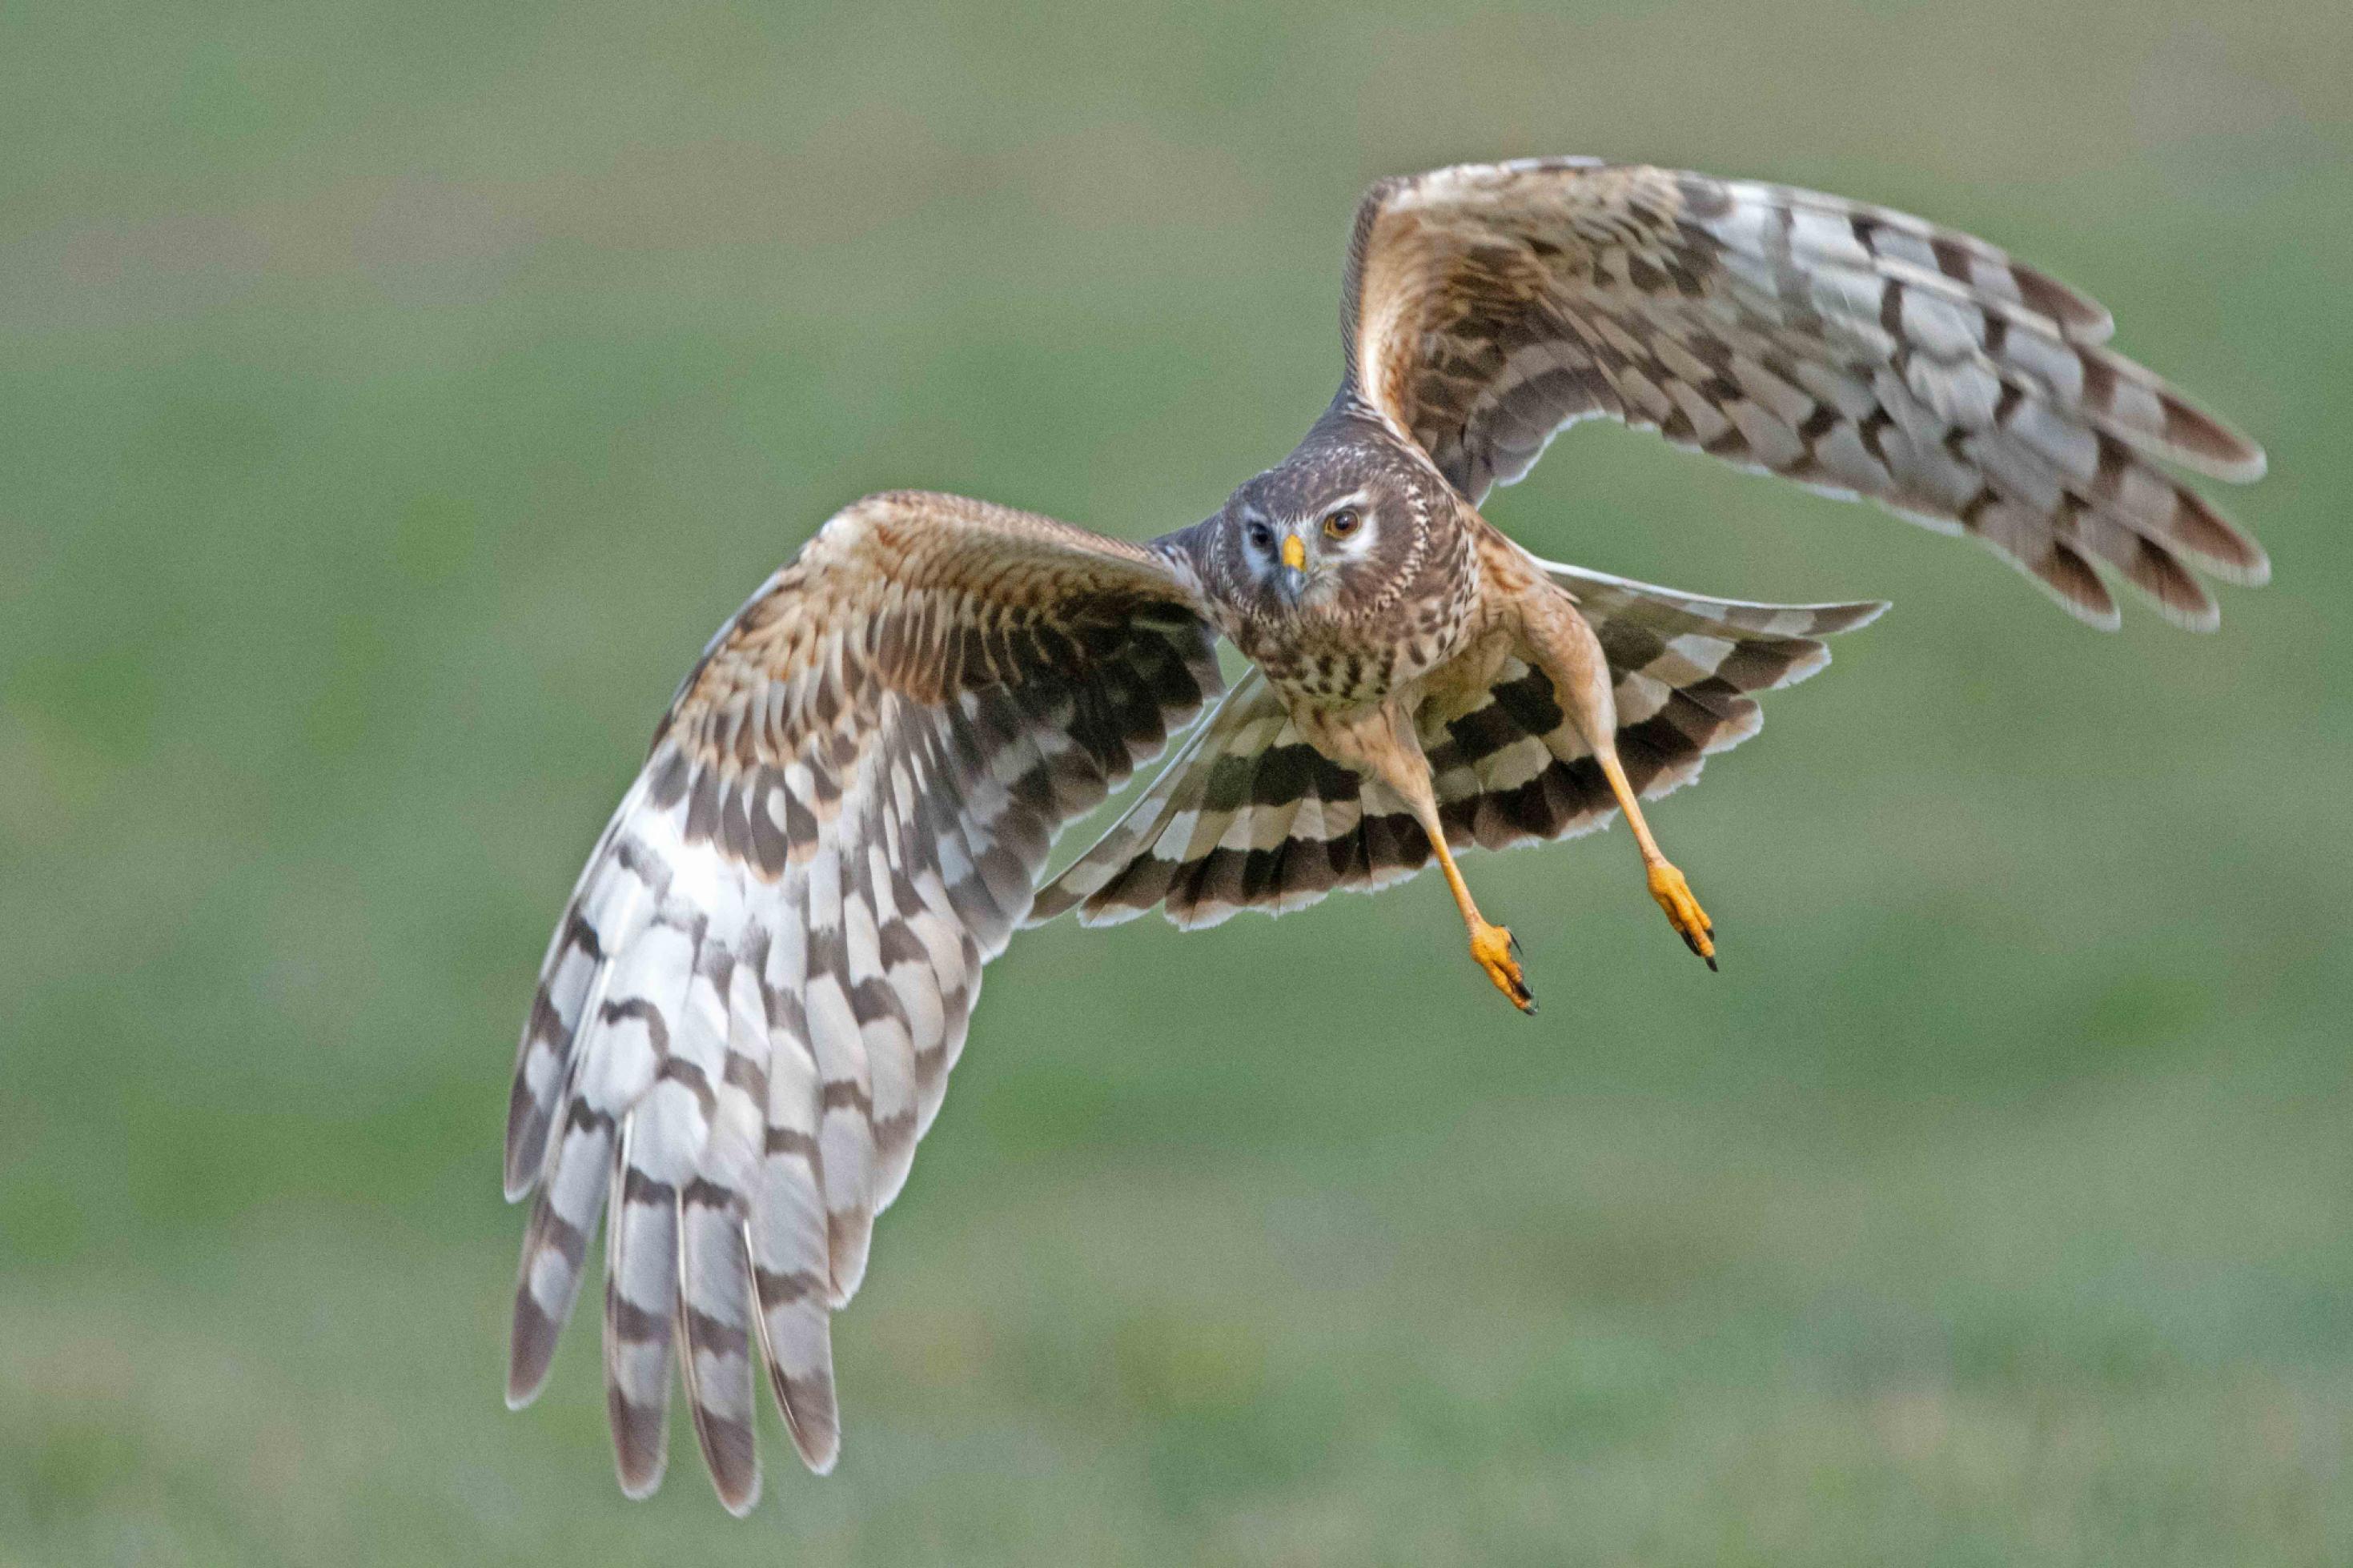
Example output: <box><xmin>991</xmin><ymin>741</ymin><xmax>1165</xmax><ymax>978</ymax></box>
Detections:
<box><xmin>1032</xmin><ymin>565</ymin><xmax>1883</xmax><ymax>930</ymax></box>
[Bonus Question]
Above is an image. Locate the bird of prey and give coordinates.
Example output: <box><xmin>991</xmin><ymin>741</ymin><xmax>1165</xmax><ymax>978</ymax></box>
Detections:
<box><xmin>501</xmin><ymin>158</ymin><xmax>2267</xmax><ymax>1509</ymax></box>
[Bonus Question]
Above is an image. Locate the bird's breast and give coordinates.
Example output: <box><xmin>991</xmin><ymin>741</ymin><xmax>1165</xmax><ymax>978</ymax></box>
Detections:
<box><xmin>1211</xmin><ymin>509</ymin><xmax>1484</xmax><ymax>708</ymax></box>
<box><xmin>1230</xmin><ymin>606</ymin><xmax>1467</xmax><ymax>710</ymax></box>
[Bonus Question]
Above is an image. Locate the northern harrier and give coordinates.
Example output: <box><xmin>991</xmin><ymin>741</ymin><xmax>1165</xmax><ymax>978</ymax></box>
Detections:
<box><xmin>502</xmin><ymin>159</ymin><xmax>2267</xmax><ymax>1507</ymax></box>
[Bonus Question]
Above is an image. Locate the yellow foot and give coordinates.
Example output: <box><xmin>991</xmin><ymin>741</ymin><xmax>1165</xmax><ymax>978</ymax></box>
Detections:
<box><xmin>1468</xmin><ymin>919</ymin><xmax>1536</xmax><ymax>1013</ymax></box>
<box><xmin>1647</xmin><ymin>861</ymin><xmax>1717</xmax><ymax>970</ymax></box>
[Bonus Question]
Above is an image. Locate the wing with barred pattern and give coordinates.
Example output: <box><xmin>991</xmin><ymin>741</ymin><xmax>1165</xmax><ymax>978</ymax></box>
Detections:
<box><xmin>1033</xmin><ymin>567</ymin><xmax>1881</xmax><ymax>930</ymax></box>
<box><xmin>502</xmin><ymin>491</ymin><xmax>1219</xmax><ymax>1509</ymax></box>
<box><xmin>1344</xmin><ymin>158</ymin><xmax>2267</xmax><ymax>628</ymax></box>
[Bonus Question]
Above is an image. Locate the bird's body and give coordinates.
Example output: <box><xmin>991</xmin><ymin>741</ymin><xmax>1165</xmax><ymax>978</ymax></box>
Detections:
<box><xmin>500</xmin><ymin>158</ymin><xmax>2268</xmax><ymax>1509</ymax></box>
<box><xmin>1132</xmin><ymin>395</ymin><xmax>1725</xmax><ymax>1003</ymax></box>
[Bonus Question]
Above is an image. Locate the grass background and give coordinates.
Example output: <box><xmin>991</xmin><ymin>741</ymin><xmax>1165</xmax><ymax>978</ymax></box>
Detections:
<box><xmin>2</xmin><ymin>1</ymin><xmax>2348</xmax><ymax>1562</ymax></box>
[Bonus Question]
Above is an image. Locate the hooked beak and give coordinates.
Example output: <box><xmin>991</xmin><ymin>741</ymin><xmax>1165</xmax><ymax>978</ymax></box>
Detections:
<box><xmin>1279</xmin><ymin>531</ymin><xmax>1307</xmax><ymax>598</ymax></box>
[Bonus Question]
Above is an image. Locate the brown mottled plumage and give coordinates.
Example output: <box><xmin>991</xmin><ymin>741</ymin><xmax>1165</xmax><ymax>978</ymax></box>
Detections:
<box><xmin>504</xmin><ymin>159</ymin><xmax>2267</xmax><ymax>1507</ymax></box>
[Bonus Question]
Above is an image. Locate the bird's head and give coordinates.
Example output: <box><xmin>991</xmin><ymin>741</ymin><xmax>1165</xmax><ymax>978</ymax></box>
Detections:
<box><xmin>1215</xmin><ymin>459</ymin><xmax>1424</xmax><ymax>621</ymax></box>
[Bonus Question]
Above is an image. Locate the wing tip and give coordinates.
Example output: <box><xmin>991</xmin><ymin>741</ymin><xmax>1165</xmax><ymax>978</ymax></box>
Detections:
<box><xmin>2055</xmin><ymin>586</ymin><xmax>2127</xmax><ymax>634</ymax></box>
<box><xmin>2202</xmin><ymin>440</ymin><xmax>2269</xmax><ymax>486</ymax></box>
<box><xmin>713</xmin><ymin>1466</ymin><xmax>763</xmax><ymax>1517</ymax></box>
<box><xmin>507</xmin><ymin>1296</ymin><xmax>561</xmax><ymax>1410</ymax></box>
<box><xmin>777</xmin><ymin>1378</ymin><xmax>842</xmax><ymax>1476</ymax></box>
<box><xmin>609</xmin><ymin>1401</ymin><xmax>673</xmax><ymax>1500</ymax></box>
<box><xmin>609</xmin><ymin>1399</ymin><xmax>670</xmax><ymax>1498</ymax></box>
<box><xmin>1765</xmin><ymin>641</ymin><xmax>1833</xmax><ymax>691</ymax></box>
<box><xmin>2157</xmin><ymin>403</ymin><xmax>2267</xmax><ymax>484</ymax></box>
<box><xmin>1825</xmin><ymin>599</ymin><xmax>1893</xmax><ymax>634</ymax></box>
<box><xmin>2063</xmin><ymin>596</ymin><xmax>2126</xmax><ymax>634</ymax></box>
<box><xmin>2138</xmin><ymin>583</ymin><xmax>2223</xmax><ymax>634</ymax></box>
<box><xmin>2021</xmin><ymin>269</ymin><xmax>2114</xmax><ymax>343</ymax></box>
<box><xmin>1018</xmin><ymin>888</ymin><xmax>1076</xmax><ymax>928</ymax></box>
<box><xmin>825</xmin><ymin>1216</ymin><xmax>872</xmax><ymax>1310</ymax></box>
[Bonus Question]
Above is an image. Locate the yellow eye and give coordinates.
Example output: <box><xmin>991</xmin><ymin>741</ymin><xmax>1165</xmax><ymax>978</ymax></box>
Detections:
<box><xmin>1323</xmin><ymin>507</ymin><xmax>1363</xmax><ymax>540</ymax></box>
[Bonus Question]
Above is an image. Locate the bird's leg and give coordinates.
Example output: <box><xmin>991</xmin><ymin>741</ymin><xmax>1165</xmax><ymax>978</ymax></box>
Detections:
<box><xmin>1419</xmin><ymin>808</ymin><xmax>1535</xmax><ymax>1013</ymax></box>
<box><xmin>1520</xmin><ymin>589</ymin><xmax>1717</xmax><ymax>969</ymax></box>
<box><xmin>1594</xmin><ymin>751</ymin><xmax>1716</xmax><ymax>968</ymax></box>
<box><xmin>1296</xmin><ymin>699</ymin><xmax>1534</xmax><ymax>1013</ymax></box>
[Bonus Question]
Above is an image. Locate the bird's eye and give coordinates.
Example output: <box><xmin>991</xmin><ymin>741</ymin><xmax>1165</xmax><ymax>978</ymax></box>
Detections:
<box><xmin>1245</xmin><ymin>522</ymin><xmax>1274</xmax><ymax>551</ymax></box>
<box><xmin>1323</xmin><ymin>507</ymin><xmax>1363</xmax><ymax>540</ymax></box>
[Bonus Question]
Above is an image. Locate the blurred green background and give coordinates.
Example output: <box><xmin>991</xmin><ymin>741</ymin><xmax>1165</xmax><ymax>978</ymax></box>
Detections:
<box><xmin>3</xmin><ymin>2</ymin><xmax>2348</xmax><ymax>1562</ymax></box>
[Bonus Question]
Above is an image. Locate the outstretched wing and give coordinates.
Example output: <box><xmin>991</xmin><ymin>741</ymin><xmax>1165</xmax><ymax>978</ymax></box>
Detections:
<box><xmin>1034</xmin><ymin>572</ymin><xmax>1880</xmax><ymax>930</ymax></box>
<box><xmin>1344</xmin><ymin>158</ymin><xmax>2268</xmax><ymax>628</ymax></box>
<box><xmin>503</xmin><ymin>491</ymin><xmax>1219</xmax><ymax>1509</ymax></box>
